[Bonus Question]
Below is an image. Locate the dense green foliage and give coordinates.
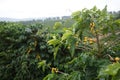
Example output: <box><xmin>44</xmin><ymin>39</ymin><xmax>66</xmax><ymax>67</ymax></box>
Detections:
<box><xmin>0</xmin><ymin>22</ymin><xmax>49</xmax><ymax>80</ymax></box>
<box><xmin>0</xmin><ymin>6</ymin><xmax>120</xmax><ymax>80</ymax></box>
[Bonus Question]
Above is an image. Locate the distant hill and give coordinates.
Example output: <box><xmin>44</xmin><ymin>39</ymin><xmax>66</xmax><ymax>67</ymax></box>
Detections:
<box><xmin>0</xmin><ymin>16</ymin><xmax>71</xmax><ymax>22</ymax></box>
<box><xmin>0</xmin><ymin>17</ymin><xmax>21</xmax><ymax>22</ymax></box>
<box><xmin>0</xmin><ymin>17</ymin><xmax>36</xmax><ymax>22</ymax></box>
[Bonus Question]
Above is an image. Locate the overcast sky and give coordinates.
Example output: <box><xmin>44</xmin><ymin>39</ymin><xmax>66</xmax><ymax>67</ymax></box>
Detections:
<box><xmin>0</xmin><ymin>0</ymin><xmax>119</xmax><ymax>19</ymax></box>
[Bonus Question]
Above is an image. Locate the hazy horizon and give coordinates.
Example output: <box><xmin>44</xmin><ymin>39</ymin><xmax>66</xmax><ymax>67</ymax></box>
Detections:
<box><xmin>0</xmin><ymin>0</ymin><xmax>120</xmax><ymax>19</ymax></box>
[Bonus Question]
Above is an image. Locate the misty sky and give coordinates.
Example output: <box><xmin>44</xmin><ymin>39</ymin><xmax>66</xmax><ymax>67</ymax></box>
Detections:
<box><xmin>0</xmin><ymin>0</ymin><xmax>120</xmax><ymax>19</ymax></box>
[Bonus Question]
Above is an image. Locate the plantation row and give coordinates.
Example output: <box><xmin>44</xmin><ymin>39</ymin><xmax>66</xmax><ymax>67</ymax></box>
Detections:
<box><xmin>0</xmin><ymin>6</ymin><xmax>120</xmax><ymax>80</ymax></box>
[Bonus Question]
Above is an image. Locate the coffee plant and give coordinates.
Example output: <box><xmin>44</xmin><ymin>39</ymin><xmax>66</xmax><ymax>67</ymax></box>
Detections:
<box><xmin>0</xmin><ymin>6</ymin><xmax>120</xmax><ymax>80</ymax></box>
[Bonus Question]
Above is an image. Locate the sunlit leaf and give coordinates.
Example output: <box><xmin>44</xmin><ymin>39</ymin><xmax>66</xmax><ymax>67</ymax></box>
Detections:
<box><xmin>98</xmin><ymin>63</ymin><xmax>120</xmax><ymax>78</ymax></box>
<box><xmin>47</xmin><ymin>39</ymin><xmax>61</xmax><ymax>46</ymax></box>
<box><xmin>38</xmin><ymin>60</ymin><xmax>46</xmax><ymax>72</ymax></box>
<box><xmin>43</xmin><ymin>74</ymin><xmax>55</xmax><ymax>80</ymax></box>
<box><xmin>54</xmin><ymin>46</ymin><xmax>59</xmax><ymax>60</ymax></box>
<box><xmin>62</xmin><ymin>30</ymin><xmax>73</xmax><ymax>41</ymax></box>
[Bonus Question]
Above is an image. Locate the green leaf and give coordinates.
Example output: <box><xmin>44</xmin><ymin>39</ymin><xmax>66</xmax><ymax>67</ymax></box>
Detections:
<box><xmin>71</xmin><ymin>11</ymin><xmax>81</xmax><ymax>21</ymax></box>
<box><xmin>70</xmin><ymin>37</ymin><xmax>76</xmax><ymax>57</ymax></box>
<box><xmin>98</xmin><ymin>63</ymin><xmax>120</xmax><ymax>78</ymax></box>
<box><xmin>114</xmin><ymin>19</ymin><xmax>120</xmax><ymax>25</ymax></box>
<box><xmin>72</xmin><ymin>22</ymin><xmax>81</xmax><ymax>34</ymax></box>
<box><xmin>38</xmin><ymin>60</ymin><xmax>46</xmax><ymax>72</ymax></box>
<box><xmin>68</xmin><ymin>71</ymin><xmax>81</xmax><ymax>80</ymax></box>
<box><xmin>104</xmin><ymin>63</ymin><xmax>120</xmax><ymax>76</ymax></box>
<box><xmin>53</xmin><ymin>22</ymin><xmax>62</xmax><ymax>29</ymax></box>
<box><xmin>67</xmin><ymin>57</ymin><xmax>77</xmax><ymax>64</ymax></box>
<box><xmin>62</xmin><ymin>30</ymin><xmax>72</xmax><ymax>41</ymax></box>
<box><xmin>43</xmin><ymin>74</ymin><xmax>55</xmax><ymax>80</ymax></box>
<box><xmin>54</xmin><ymin>46</ymin><xmax>59</xmax><ymax>60</ymax></box>
<box><xmin>47</xmin><ymin>39</ymin><xmax>61</xmax><ymax>46</ymax></box>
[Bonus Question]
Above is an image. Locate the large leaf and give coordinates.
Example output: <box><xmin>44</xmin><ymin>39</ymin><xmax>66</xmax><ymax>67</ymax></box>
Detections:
<box><xmin>98</xmin><ymin>63</ymin><xmax>120</xmax><ymax>78</ymax></box>
<box><xmin>43</xmin><ymin>74</ymin><xmax>55</xmax><ymax>80</ymax></box>
<box><xmin>53</xmin><ymin>22</ymin><xmax>62</xmax><ymax>29</ymax></box>
<box><xmin>62</xmin><ymin>30</ymin><xmax>73</xmax><ymax>41</ymax></box>
<box><xmin>47</xmin><ymin>39</ymin><xmax>61</xmax><ymax>46</ymax></box>
<box><xmin>67</xmin><ymin>71</ymin><xmax>81</xmax><ymax>80</ymax></box>
<box><xmin>69</xmin><ymin>37</ymin><xmax>76</xmax><ymax>57</ymax></box>
<box><xmin>71</xmin><ymin>11</ymin><xmax>81</xmax><ymax>21</ymax></box>
<box><xmin>38</xmin><ymin>60</ymin><xmax>46</xmax><ymax>72</ymax></box>
<box><xmin>53</xmin><ymin>46</ymin><xmax>59</xmax><ymax>60</ymax></box>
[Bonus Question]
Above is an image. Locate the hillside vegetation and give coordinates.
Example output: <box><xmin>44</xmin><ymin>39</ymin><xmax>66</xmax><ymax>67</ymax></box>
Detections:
<box><xmin>0</xmin><ymin>6</ymin><xmax>120</xmax><ymax>80</ymax></box>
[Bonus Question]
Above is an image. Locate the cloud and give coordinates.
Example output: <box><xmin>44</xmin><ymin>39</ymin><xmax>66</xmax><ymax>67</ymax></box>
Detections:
<box><xmin>0</xmin><ymin>0</ymin><xmax>119</xmax><ymax>19</ymax></box>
